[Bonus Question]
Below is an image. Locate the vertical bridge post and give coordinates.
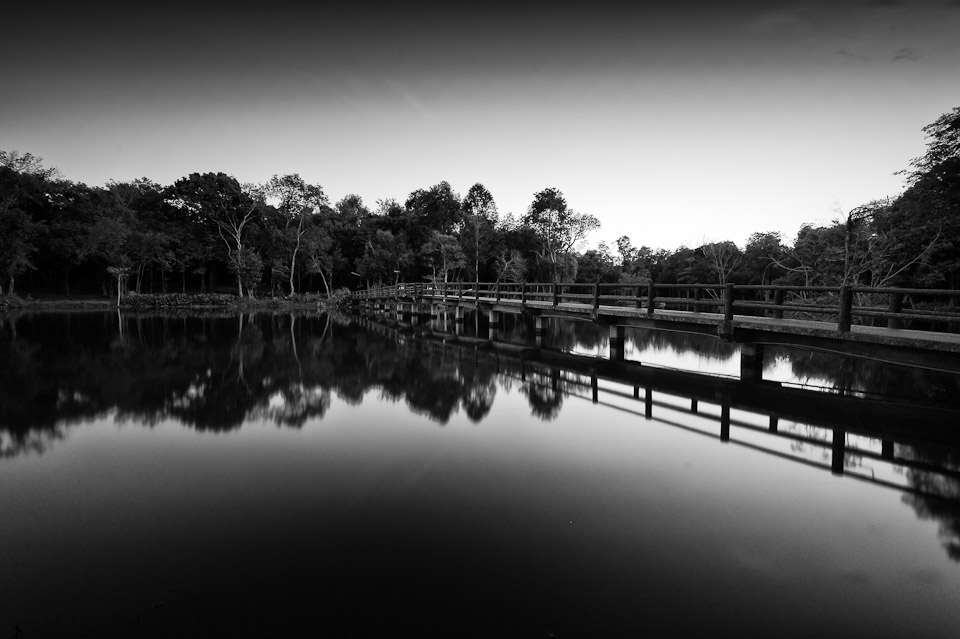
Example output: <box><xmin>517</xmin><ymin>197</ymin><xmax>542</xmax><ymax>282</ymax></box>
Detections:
<box><xmin>887</xmin><ymin>292</ymin><xmax>904</xmax><ymax>329</ymax></box>
<box><xmin>609</xmin><ymin>325</ymin><xmax>625</xmax><ymax>361</ymax></box>
<box><xmin>838</xmin><ymin>285</ymin><xmax>852</xmax><ymax>332</ymax></box>
<box><xmin>724</xmin><ymin>283</ymin><xmax>735</xmax><ymax>321</ymax></box>
<box><xmin>721</xmin><ymin>283</ymin><xmax>735</xmax><ymax>336</ymax></box>
<box><xmin>739</xmin><ymin>344</ymin><xmax>764</xmax><ymax>381</ymax></box>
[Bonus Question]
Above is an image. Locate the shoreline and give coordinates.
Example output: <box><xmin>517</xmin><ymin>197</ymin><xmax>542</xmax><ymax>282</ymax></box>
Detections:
<box><xmin>0</xmin><ymin>292</ymin><xmax>344</xmax><ymax>314</ymax></box>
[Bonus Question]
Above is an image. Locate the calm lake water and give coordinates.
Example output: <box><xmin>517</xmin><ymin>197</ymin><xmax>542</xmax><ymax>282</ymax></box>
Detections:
<box><xmin>2</xmin><ymin>310</ymin><xmax>960</xmax><ymax>638</ymax></box>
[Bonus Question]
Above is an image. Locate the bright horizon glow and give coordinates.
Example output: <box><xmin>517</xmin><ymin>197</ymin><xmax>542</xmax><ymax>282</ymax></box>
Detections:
<box><xmin>3</xmin><ymin>2</ymin><xmax>959</xmax><ymax>252</ymax></box>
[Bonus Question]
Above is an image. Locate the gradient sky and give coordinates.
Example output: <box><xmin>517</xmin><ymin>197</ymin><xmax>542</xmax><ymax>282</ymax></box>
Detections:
<box><xmin>3</xmin><ymin>1</ymin><xmax>959</xmax><ymax>252</ymax></box>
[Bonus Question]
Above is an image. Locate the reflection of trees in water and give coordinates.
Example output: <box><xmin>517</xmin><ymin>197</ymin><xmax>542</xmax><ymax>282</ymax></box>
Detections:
<box><xmin>0</xmin><ymin>312</ymin><xmax>510</xmax><ymax>446</ymax></box>
<box><xmin>521</xmin><ymin>381</ymin><xmax>563</xmax><ymax>420</ymax></box>
<box><xmin>627</xmin><ymin>328</ymin><xmax>738</xmax><ymax>361</ymax></box>
<box><xmin>547</xmin><ymin>320</ymin><xmax>606</xmax><ymax>353</ymax></box>
<box><xmin>503</xmin><ymin>313</ymin><xmax>960</xmax><ymax>401</ymax></box>
<box><xmin>5</xmin><ymin>311</ymin><xmax>960</xmax><ymax>562</ymax></box>
<box><xmin>459</xmin><ymin>359</ymin><xmax>497</xmax><ymax>423</ymax></box>
<box><xmin>0</xmin><ymin>313</ymin><xmax>340</xmax><ymax>444</ymax></box>
<box><xmin>768</xmin><ymin>346</ymin><xmax>960</xmax><ymax>400</ymax></box>
<box><xmin>495</xmin><ymin>316</ymin><xmax>741</xmax><ymax>365</ymax></box>
<box><xmin>899</xmin><ymin>446</ymin><xmax>960</xmax><ymax>561</ymax></box>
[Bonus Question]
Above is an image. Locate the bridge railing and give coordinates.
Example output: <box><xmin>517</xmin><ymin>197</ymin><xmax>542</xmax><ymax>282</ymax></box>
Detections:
<box><xmin>354</xmin><ymin>281</ymin><xmax>960</xmax><ymax>333</ymax></box>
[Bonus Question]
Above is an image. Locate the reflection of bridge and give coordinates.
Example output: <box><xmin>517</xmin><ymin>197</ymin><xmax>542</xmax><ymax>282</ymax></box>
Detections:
<box><xmin>355</xmin><ymin>313</ymin><xmax>960</xmax><ymax>505</ymax></box>
<box><xmin>354</xmin><ymin>281</ymin><xmax>960</xmax><ymax>375</ymax></box>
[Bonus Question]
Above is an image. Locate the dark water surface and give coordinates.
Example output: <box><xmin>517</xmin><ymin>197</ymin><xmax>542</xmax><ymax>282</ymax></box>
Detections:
<box><xmin>2</xmin><ymin>311</ymin><xmax>960</xmax><ymax>638</ymax></box>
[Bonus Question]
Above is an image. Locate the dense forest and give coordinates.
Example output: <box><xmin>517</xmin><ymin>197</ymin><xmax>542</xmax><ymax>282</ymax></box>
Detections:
<box><xmin>1</xmin><ymin>107</ymin><xmax>958</xmax><ymax>300</ymax></box>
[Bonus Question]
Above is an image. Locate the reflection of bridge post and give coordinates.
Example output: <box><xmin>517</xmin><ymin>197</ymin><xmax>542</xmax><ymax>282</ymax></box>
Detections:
<box><xmin>832</xmin><ymin>429</ymin><xmax>846</xmax><ymax>475</ymax></box>
<box><xmin>691</xmin><ymin>398</ymin><xmax>698</xmax><ymax>413</ymax></box>
<box><xmin>488</xmin><ymin>310</ymin><xmax>499</xmax><ymax>341</ymax></box>
<box><xmin>739</xmin><ymin>344</ymin><xmax>764</xmax><ymax>381</ymax></box>
<box><xmin>769</xmin><ymin>416</ymin><xmax>778</xmax><ymax>432</ymax></box>
<box><xmin>591</xmin><ymin>372</ymin><xmax>598</xmax><ymax>403</ymax></box>
<box><xmin>645</xmin><ymin>387</ymin><xmax>652</xmax><ymax>419</ymax></box>
<box><xmin>535</xmin><ymin>316</ymin><xmax>547</xmax><ymax>348</ymax></box>
<box><xmin>881</xmin><ymin>439</ymin><xmax>894</xmax><ymax>460</ymax></box>
<box><xmin>455</xmin><ymin>305</ymin><xmax>464</xmax><ymax>323</ymax></box>
<box><xmin>720</xmin><ymin>395</ymin><xmax>731</xmax><ymax>442</ymax></box>
<box><xmin>609</xmin><ymin>325</ymin><xmax>625</xmax><ymax>361</ymax></box>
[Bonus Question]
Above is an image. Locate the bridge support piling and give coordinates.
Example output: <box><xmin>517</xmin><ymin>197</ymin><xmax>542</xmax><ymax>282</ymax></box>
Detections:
<box><xmin>739</xmin><ymin>344</ymin><xmax>765</xmax><ymax>381</ymax></box>
<box><xmin>455</xmin><ymin>306</ymin><xmax>464</xmax><ymax>323</ymax></box>
<box><xmin>487</xmin><ymin>310</ymin><xmax>498</xmax><ymax>341</ymax></box>
<box><xmin>609</xmin><ymin>325</ymin><xmax>625</xmax><ymax>361</ymax></box>
<box><xmin>645</xmin><ymin>388</ymin><xmax>653</xmax><ymax>419</ymax></box>
<box><xmin>535</xmin><ymin>316</ymin><xmax>547</xmax><ymax>348</ymax></box>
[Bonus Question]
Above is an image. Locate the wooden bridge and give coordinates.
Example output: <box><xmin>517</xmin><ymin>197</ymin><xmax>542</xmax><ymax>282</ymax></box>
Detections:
<box><xmin>353</xmin><ymin>281</ymin><xmax>960</xmax><ymax>375</ymax></box>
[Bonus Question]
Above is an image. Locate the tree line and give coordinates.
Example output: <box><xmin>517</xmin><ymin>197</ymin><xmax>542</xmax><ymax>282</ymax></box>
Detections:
<box><xmin>1</xmin><ymin>106</ymin><xmax>957</xmax><ymax>299</ymax></box>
